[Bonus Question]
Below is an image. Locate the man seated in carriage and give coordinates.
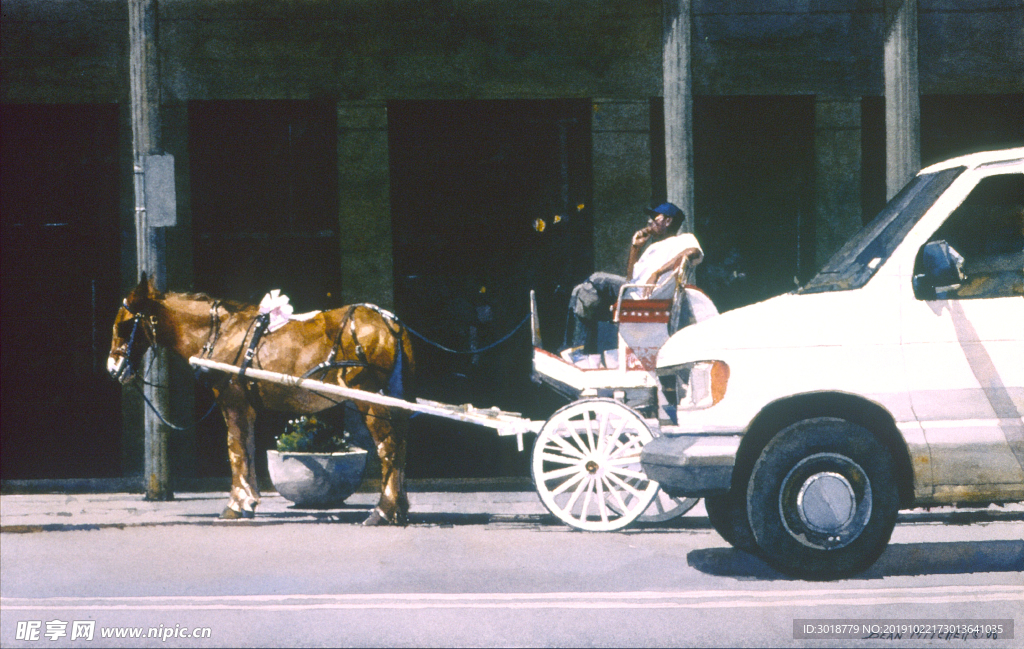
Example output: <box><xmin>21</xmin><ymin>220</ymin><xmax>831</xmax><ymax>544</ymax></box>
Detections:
<box><xmin>565</xmin><ymin>202</ymin><xmax>703</xmax><ymax>356</ymax></box>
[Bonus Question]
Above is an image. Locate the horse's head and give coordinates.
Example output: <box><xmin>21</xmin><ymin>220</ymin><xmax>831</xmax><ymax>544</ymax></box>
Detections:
<box><xmin>107</xmin><ymin>274</ymin><xmax>162</xmax><ymax>384</ymax></box>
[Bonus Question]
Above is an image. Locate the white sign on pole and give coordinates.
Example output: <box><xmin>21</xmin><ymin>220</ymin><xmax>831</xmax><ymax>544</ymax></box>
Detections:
<box><xmin>145</xmin><ymin>154</ymin><xmax>177</xmax><ymax>227</ymax></box>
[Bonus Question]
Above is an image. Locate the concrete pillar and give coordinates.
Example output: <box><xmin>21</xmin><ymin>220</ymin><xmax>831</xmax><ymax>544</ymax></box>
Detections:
<box><xmin>337</xmin><ymin>102</ymin><xmax>394</xmax><ymax>309</ymax></box>
<box><xmin>591</xmin><ymin>99</ymin><xmax>652</xmax><ymax>273</ymax></box>
<box><xmin>814</xmin><ymin>97</ymin><xmax>863</xmax><ymax>270</ymax></box>
<box><xmin>663</xmin><ymin>0</ymin><xmax>695</xmax><ymax>233</ymax></box>
<box><xmin>883</xmin><ymin>0</ymin><xmax>921</xmax><ymax>199</ymax></box>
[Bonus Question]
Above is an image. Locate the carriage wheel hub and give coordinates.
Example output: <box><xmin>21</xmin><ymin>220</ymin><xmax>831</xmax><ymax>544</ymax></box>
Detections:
<box><xmin>585</xmin><ymin>460</ymin><xmax>599</xmax><ymax>474</ymax></box>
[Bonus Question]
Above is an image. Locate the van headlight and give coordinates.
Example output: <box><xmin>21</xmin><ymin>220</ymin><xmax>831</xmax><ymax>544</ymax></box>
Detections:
<box><xmin>660</xmin><ymin>361</ymin><xmax>730</xmax><ymax>411</ymax></box>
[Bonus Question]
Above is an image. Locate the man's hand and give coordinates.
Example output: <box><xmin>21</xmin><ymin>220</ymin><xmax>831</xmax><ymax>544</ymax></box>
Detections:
<box><xmin>631</xmin><ymin>227</ymin><xmax>653</xmax><ymax>248</ymax></box>
<box><xmin>640</xmin><ymin>273</ymin><xmax>659</xmax><ymax>298</ymax></box>
<box><xmin>639</xmin><ymin>247</ymin><xmax>703</xmax><ymax>298</ymax></box>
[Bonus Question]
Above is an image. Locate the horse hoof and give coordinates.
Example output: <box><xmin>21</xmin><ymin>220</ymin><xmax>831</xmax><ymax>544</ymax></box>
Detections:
<box><xmin>220</xmin><ymin>506</ymin><xmax>255</xmax><ymax>520</ymax></box>
<box><xmin>221</xmin><ymin>507</ymin><xmax>244</xmax><ymax>520</ymax></box>
<box><xmin>361</xmin><ymin>507</ymin><xmax>395</xmax><ymax>526</ymax></box>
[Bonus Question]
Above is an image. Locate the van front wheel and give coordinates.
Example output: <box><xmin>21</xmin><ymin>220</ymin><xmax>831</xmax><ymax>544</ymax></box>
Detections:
<box><xmin>747</xmin><ymin>418</ymin><xmax>899</xmax><ymax>580</ymax></box>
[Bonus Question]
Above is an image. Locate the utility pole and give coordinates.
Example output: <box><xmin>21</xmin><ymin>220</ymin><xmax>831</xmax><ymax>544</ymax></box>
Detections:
<box><xmin>129</xmin><ymin>0</ymin><xmax>173</xmax><ymax>500</ymax></box>
<box><xmin>663</xmin><ymin>0</ymin><xmax>695</xmax><ymax>234</ymax></box>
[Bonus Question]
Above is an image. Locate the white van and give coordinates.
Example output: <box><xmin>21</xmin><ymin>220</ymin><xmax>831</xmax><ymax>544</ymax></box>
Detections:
<box><xmin>640</xmin><ymin>147</ymin><xmax>1024</xmax><ymax>580</ymax></box>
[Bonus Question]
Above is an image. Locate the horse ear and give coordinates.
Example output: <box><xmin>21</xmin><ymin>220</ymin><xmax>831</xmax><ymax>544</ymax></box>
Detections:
<box><xmin>144</xmin><ymin>272</ymin><xmax>160</xmax><ymax>297</ymax></box>
<box><xmin>126</xmin><ymin>273</ymin><xmax>158</xmax><ymax>311</ymax></box>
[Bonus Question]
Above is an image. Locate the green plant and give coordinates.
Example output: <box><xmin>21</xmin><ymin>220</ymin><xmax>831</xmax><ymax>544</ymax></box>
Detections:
<box><xmin>276</xmin><ymin>415</ymin><xmax>352</xmax><ymax>453</ymax></box>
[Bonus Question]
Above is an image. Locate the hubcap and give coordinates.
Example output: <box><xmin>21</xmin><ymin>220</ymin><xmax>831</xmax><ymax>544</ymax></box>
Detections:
<box><xmin>797</xmin><ymin>471</ymin><xmax>855</xmax><ymax>533</ymax></box>
<box><xmin>779</xmin><ymin>453</ymin><xmax>872</xmax><ymax>550</ymax></box>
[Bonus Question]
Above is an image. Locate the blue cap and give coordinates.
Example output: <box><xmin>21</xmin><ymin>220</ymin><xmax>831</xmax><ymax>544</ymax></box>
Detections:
<box><xmin>645</xmin><ymin>202</ymin><xmax>684</xmax><ymax>221</ymax></box>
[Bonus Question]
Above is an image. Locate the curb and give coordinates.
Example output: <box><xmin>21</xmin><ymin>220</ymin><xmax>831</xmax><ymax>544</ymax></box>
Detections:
<box><xmin>0</xmin><ymin>476</ymin><xmax>534</xmax><ymax>496</ymax></box>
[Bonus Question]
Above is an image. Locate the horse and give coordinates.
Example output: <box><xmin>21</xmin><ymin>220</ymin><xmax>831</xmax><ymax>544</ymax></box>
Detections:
<box><xmin>107</xmin><ymin>275</ymin><xmax>415</xmax><ymax>525</ymax></box>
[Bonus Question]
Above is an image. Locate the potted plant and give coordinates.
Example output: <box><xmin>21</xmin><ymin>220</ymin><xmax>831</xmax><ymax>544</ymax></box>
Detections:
<box><xmin>266</xmin><ymin>415</ymin><xmax>368</xmax><ymax>507</ymax></box>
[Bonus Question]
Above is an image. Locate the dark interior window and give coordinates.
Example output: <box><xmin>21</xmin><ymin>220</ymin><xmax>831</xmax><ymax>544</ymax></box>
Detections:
<box><xmin>914</xmin><ymin>173</ymin><xmax>1024</xmax><ymax>300</ymax></box>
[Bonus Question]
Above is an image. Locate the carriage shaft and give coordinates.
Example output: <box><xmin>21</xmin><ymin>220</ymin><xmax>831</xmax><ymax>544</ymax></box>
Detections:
<box><xmin>188</xmin><ymin>357</ymin><xmax>540</xmax><ymax>449</ymax></box>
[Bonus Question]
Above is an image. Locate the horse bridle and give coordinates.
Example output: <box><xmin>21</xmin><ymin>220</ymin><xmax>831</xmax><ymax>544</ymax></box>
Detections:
<box><xmin>109</xmin><ymin>300</ymin><xmax>159</xmax><ymax>383</ymax></box>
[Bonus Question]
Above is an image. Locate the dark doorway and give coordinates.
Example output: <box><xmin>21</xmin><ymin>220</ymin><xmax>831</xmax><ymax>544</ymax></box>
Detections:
<box><xmin>188</xmin><ymin>100</ymin><xmax>339</xmax><ymax>477</ymax></box>
<box><xmin>693</xmin><ymin>96</ymin><xmax>816</xmax><ymax>313</ymax></box>
<box><xmin>920</xmin><ymin>93</ymin><xmax>1024</xmax><ymax>167</ymax></box>
<box><xmin>1</xmin><ymin>104</ymin><xmax>123</xmax><ymax>479</ymax></box>
<box><xmin>389</xmin><ymin>99</ymin><xmax>592</xmax><ymax>479</ymax></box>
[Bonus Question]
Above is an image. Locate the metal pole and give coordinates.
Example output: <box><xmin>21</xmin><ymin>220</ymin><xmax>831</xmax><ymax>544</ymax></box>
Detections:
<box><xmin>663</xmin><ymin>0</ymin><xmax>695</xmax><ymax>234</ymax></box>
<box><xmin>130</xmin><ymin>0</ymin><xmax>172</xmax><ymax>500</ymax></box>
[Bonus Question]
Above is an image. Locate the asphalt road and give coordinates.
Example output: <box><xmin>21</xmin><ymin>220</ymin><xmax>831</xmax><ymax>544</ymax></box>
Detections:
<box><xmin>1</xmin><ymin>493</ymin><xmax>1021</xmax><ymax>648</ymax></box>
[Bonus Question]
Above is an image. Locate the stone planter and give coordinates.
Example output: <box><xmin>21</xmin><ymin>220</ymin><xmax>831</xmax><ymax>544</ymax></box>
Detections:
<box><xmin>267</xmin><ymin>449</ymin><xmax>368</xmax><ymax>508</ymax></box>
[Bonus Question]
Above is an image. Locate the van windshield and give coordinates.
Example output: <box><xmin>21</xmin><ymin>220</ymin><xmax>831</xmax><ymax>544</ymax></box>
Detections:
<box><xmin>799</xmin><ymin>166</ymin><xmax>964</xmax><ymax>294</ymax></box>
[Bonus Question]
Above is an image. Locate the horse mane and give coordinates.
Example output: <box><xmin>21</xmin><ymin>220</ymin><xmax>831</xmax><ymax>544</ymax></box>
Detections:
<box><xmin>168</xmin><ymin>291</ymin><xmax>253</xmax><ymax>314</ymax></box>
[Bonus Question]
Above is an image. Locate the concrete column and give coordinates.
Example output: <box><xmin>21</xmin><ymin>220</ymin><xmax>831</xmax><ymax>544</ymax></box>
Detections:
<box><xmin>337</xmin><ymin>101</ymin><xmax>393</xmax><ymax>309</ymax></box>
<box><xmin>591</xmin><ymin>99</ymin><xmax>652</xmax><ymax>273</ymax></box>
<box><xmin>663</xmin><ymin>0</ymin><xmax>695</xmax><ymax>232</ymax></box>
<box><xmin>814</xmin><ymin>97</ymin><xmax>863</xmax><ymax>270</ymax></box>
<box><xmin>883</xmin><ymin>0</ymin><xmax>921</xmax><ymax>200</ymax></box>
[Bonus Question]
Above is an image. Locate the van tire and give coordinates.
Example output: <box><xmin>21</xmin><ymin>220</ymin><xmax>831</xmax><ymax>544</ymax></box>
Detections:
<box><xmin>747</xmin><ymin>417</ymin><xmax>899</xmax><ymax>580</ymax></box>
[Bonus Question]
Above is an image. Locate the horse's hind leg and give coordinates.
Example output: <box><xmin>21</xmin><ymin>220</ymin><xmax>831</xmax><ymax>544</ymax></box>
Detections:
<box><xmin>361</xmin><ymin>403</ymin><xmax>409</xmax><ymax>526</ymax></box>
<box><xmin>218</xmin><ymin>391</ymin><xmax>261</xmax><ymax>519</ymax></box>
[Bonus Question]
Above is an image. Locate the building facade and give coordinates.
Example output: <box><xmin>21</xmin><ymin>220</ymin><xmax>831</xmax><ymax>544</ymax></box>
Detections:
<box><xmin>2</xmin><ymin>0</ymin><xmax>1021</xmax><ymax>483</ymax></box>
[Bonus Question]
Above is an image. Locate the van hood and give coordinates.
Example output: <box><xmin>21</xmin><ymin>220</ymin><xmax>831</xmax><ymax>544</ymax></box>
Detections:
<box><xmin>657</xmin><ymin>290</ymin><xmax>870</xmax><ymax>369</ymax></box>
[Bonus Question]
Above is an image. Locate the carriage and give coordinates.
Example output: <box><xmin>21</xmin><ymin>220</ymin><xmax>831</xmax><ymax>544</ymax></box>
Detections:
<box><xmin>184</xmin><ymin>260</ymin><xmax>718</xmax><ymax>531</ymax></box>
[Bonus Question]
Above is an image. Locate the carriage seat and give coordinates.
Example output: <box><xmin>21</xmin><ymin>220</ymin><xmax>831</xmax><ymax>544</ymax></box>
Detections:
<box><xmin>559</xmin><ymin>287</ymin><xmax>718</xmax><ymax>370</ymax></box>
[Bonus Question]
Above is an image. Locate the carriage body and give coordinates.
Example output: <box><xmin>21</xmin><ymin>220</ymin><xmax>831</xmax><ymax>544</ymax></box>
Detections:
<box><xmin>527</xmin><ymin>282</ymin><xmax>719</xmax><ymax>531</ymax></box>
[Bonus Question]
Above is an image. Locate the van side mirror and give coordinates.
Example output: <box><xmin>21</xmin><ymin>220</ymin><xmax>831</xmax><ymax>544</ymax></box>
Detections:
<box><xmin>913</xmin><ymin>240</ymin><xmax>965</xmax><ymax>299</ymax></box>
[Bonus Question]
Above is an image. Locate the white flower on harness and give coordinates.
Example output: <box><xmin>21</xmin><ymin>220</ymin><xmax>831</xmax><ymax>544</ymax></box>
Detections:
<box><xmin>258</xmin><ymin>289</ymin><xmax>294</xmax><ymax>333</ymax></box>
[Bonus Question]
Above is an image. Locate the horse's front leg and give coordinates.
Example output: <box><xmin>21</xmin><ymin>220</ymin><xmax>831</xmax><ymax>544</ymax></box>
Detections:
<box><xmin>218</xmin><ymin>390</ymin><xmax>261</xmax><ymax>519</ymax></box>
<box><xmin>361</xmin><ymin>403</ymin><xmax>409</xmax><ymax>526</ymax></box>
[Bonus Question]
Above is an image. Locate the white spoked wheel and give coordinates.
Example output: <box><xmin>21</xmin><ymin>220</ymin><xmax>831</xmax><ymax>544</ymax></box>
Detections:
<box><xmin>613</xmin><ymin>491</ymin><xmax>700</xmax><ymax>523</ymax></box>
<box><xmin>532</xmin><ymin>399</ymin><xmax>659</xmax><ymax>531</ymax></box>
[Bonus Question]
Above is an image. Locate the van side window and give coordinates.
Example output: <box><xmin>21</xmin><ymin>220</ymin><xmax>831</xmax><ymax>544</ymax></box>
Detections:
<box><xmin>913</xmin><ymin>173</ymin><xmax>1024</xmax><ymax>300</ymax></box>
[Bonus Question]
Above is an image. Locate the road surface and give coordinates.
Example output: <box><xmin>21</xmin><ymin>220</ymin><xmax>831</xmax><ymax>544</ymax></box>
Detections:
<box><xmin>1</xmin><ymin>492</ymin><xmax>1021</xmax><ymax>647</ymax></box>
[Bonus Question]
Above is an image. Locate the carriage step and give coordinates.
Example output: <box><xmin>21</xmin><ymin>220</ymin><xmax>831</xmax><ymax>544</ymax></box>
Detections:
<box><xmin>414</xmin><ymin>398</ymin><xmax>522</xmax><ymax>420</ymax></box>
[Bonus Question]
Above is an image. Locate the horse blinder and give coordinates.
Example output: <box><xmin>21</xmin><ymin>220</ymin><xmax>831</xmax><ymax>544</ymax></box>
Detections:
<box><xmin>108</xmin><ymin>304</ymin><xmax>158</xmax><ymax>383</ymax></box>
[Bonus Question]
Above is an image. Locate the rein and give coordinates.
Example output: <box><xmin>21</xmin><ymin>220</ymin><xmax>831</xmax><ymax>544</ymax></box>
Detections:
<box><xmin>132</xmin><ymin>380</ymin><xmax>221</xmax><ymax>432</ymax></box>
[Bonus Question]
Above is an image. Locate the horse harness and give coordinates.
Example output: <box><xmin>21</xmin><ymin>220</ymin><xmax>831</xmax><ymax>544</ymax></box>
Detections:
<box><xmin>111</xmin><ymin>299</ymin><xmax>159</xmax><ymax>383</ymax></box>
<box><xmin>199</xmin><ymin>300</ymin><xmax>222</xmax><ymax>358</ymax></box>
<box><xmin>207</xmin><ymin>303</ymin><xmax>401</xmax><ymax>405</ymax></box>
<box><xmin>300</xmin><ymin>305</ymin><xmax>371</xmax><ymax>380</ymax></box>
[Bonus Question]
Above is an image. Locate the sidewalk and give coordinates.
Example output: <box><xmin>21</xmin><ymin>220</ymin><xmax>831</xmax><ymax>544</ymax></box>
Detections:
<box><xmin>0</xmin><ymin>478</ymin><xmax>555</xmax><ymax>531</ymax></box>
<box><xmin>2</xmin><ymin>480</ymin><xmax>1019</xmax><ymax>533</ymax></box>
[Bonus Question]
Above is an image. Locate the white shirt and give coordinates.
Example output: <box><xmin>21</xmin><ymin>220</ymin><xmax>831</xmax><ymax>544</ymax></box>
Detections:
<box><xmin>627</xmin><ymin>232</ymin><xmax>702</xmax><ymax>299</ymax></box>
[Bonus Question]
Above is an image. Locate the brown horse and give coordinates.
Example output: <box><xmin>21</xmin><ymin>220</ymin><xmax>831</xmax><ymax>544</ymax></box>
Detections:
<box><xmin>107</xmin><ymin>275</ymin><xmax>415</xmax><ymax>525</ymax></box>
